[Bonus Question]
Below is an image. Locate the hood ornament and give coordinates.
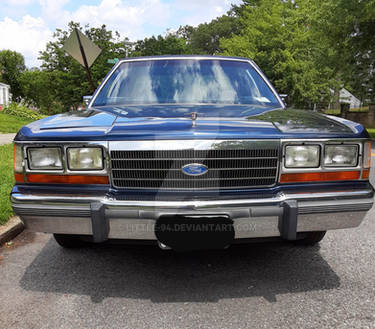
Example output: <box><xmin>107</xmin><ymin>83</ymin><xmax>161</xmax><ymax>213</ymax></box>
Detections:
<box><xmin>191</xmin><ymin>112</ymin><xmax>198</xmax><ymax>127</ymax></box>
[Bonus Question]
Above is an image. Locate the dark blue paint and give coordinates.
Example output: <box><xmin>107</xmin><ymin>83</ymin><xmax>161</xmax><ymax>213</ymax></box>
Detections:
<box><xmin>15</xmin><ymin>106</ymin><xmax>368</xmax><ymax>141</ymax></box>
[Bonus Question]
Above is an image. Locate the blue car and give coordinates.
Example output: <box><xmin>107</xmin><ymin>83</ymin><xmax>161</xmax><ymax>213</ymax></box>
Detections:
<box><xmin>11</xmin><ymin>56</ymin><xmax>374</xmax><ymax>251</ymax></box>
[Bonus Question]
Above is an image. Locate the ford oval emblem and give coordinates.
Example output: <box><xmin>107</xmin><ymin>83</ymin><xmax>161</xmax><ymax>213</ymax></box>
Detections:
<box><xmin>182</xmin><ymin>163</ymin><xmax>208</xmax><ymax>176</ymax></box>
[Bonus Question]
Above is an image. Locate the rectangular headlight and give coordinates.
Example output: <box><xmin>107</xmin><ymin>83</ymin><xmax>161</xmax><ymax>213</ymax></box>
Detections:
<box><xmin>28</xmin><ymin>147</ymin><xmax>62</xmax><ymax>170</ymax></box>
<box><xmin>67</xmin><ymin>147</ymin><xmax>103</xmax><ymax>170</ymax></box>
<box><xmin>285</xmin><ymin>145</ymin><xmax>320</xmax><ymax>168</ymax></box>
<box><xmin>324</xmin><ymin>145</ymin><xmax>358</xmax><ymax>167</ymax></box>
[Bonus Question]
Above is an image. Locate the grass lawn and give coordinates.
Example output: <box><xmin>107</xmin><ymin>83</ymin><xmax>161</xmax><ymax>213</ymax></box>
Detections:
<box><xmin>325</xmin><ymin>106</ymin><xmax>369</xmax><ymax>115</ymax></box>
<box><xmin>0</xmin><ymin>113</ymin><xmax>34</xmax><ymax>133</ymax></box>
<box><xmin>366</xmin><ymin>129</ymin><xmax>375</xmax><ymax>138</ymax></box>
<box><xmin>0</xmin><ymin>144</ymin><xmax>14</xmax><ymax>225</ymax></box>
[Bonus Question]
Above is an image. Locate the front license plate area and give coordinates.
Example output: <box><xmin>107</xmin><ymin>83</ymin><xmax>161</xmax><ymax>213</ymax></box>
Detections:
<box><xmin>155</xmin><ymin>215</ymin><xmax>234</xmax><ymax>251</ymax></box>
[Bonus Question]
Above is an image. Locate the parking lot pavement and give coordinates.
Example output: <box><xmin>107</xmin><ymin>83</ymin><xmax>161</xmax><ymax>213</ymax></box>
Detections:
<box><xmin>1</xmin><ymin>173</ymin><xmax>375</xmax><ymax>328</ymax></box>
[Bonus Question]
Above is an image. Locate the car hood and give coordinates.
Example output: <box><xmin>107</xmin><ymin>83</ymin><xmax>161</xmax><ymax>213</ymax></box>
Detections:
<box><xmin>15</xmin><ymin>105</ymin><xmax>366</xmax><ymax>141</ymax></box>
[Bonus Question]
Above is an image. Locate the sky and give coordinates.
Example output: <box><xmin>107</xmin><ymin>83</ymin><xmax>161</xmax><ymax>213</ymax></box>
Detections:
<box><xmin>0</xmin><ymin>0</ymin><xmax>242</xmax><ymax>68</ymax></box>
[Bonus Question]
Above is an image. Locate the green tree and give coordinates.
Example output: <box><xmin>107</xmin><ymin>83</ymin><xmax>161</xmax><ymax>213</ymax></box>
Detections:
<box><xmin>313</xmin><ymin>0</ymin><xmax>375</xmax><ymax>104</ymax></box>
<box><xmin>0</xmin><ymin>50</ymin><xmax>26</xmax><ymax>101</ymax></box>
<box><xmin>19</xmin><ymin>69</ymin><xmax>62</xmax><ymax>114</ymax></box>
<box><xmin>133</xmin><ymin>34</ymin><xmax>192</xmax><ymax>56</ymax></box>
<box><xmin>177</xmin><ymin>13</ymin><xmax>240</xmax><ymax>55</ymax></box>
<box><xmin>221</xmin><ymin>0</ymin><xmax>334</xmax><ymax>108</ymax></box>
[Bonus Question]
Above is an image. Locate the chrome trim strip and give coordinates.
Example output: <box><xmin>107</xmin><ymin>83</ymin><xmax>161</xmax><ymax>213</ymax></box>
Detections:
<box><xmin>109</xmin><ymin>139</ymin><xmax>280</xmax><ymax>150</ymax></box>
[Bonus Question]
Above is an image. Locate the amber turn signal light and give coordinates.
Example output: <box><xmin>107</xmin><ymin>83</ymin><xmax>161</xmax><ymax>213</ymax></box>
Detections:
<box><xmin>362</xmin><ymin>169</ymin><xmax>370</xmax><ymax>179</ymax></box>
<box><xmin>26</xmin><ymin>174</ymin><xmax>109</xmax><ymax>185</ymax></box>
<box><xmin>14</xmin><ymin>173</ymin><xmax>25</xmax><ymax>183</ymax></box>
<box><xmin>280</xmin><ymin>171</ymin><xmax>361</xmax><ymax>183</ymax></box>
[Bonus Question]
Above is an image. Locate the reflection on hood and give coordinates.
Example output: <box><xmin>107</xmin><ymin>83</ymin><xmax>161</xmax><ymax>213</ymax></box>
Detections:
<box><xmin>254</xmin><ymin>109</ymin><xmax>353</xmax><ymax>133</ymax></box>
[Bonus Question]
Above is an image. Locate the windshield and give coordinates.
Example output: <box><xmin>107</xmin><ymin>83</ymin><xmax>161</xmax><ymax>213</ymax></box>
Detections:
<box><xmin>93</xmin><ymin>59</ymin><xmax>281</xmax><ymax>107</ymax></box>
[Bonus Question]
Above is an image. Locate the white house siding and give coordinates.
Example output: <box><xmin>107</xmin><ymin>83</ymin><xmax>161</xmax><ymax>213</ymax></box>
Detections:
<box><xmin>0</xmin><ymin>83</ymin><xmax>10</xmax><ymax>107</ymax></box>
<box><xmin>339</xmin><ymin>88</ymin><xmax>361</xmax><ymax>109</ymax></box>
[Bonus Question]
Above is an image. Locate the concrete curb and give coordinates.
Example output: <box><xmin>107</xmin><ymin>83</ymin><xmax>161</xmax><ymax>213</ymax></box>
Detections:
<box><xmin>0</xmin><ymin>217</ymin><xmax>24</xmax><ymax>246</ymax></box>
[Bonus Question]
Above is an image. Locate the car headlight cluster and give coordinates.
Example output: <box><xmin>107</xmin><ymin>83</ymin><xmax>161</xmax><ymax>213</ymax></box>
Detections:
<box><xmin>285</xmin><ymin>144</ymin><xmax>360</xmax><ymax>168</ymax></box>
<box><xmin>26</xmin><ymin>147</ymin><xmax>103</xmax><ymax>171</ymax></box>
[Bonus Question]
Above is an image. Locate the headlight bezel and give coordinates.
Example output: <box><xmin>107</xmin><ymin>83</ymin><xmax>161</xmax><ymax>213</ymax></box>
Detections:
<box><xmin>67</xmin><ymin>147</ymin><xmax>104</xmax><ymax>171</ymax></box>
<box><xmin>281</xmin><ymin>139</ymin><xmax>368</xmax><ymax>183</ymax></box>
<box><xmin>23</xmin><ymin>143</ymin><xmax>107</xmax><ymax>175</ymax></box>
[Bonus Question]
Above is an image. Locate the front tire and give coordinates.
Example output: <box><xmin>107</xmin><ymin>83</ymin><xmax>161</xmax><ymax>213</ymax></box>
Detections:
<box><xmin>53</xmin><ymin>234</ymin><xmax>88</xmax><ymax>248</ymax></box>
<box><xmin>293</xmin><ymin>231</ymin><xmax>326</xmax><ymax>246</ymax></box>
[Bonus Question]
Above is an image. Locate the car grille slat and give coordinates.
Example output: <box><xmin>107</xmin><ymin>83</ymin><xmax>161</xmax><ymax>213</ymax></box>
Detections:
<box><xmin>110</xmin><ymin>148</ymin><xmax>279</xmax><ymax>190</ymax></box>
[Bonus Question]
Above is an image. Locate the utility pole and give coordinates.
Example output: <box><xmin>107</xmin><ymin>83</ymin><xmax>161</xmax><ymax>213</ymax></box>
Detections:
<box><xmin>124</xmin><ymin>40</ymin><xmax>135</xmax><ymax>58</ymax></box>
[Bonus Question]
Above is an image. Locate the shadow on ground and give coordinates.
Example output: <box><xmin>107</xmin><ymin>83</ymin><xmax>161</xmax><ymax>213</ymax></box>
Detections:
<box><xmin>20</xmin><ymin>236</ymin><xmax>340</xmax><ymax>303</ymax></box>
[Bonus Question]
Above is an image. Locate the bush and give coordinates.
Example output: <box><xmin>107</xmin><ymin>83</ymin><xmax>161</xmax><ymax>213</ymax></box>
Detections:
<box><xmin>3</xmin><ymin>103</ymin><xmax>45</xmax><ymax>121</ymax></box>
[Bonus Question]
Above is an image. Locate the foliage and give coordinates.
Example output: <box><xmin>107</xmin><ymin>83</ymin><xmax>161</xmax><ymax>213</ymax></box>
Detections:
<box><xmin>177</xmin><ymin>13</ymin><xmax>241</xmax><ymax>55</ymax></box>
<box><xmin>3</xmin><ymin>103</ymin><xmax>44</xmax><ymax>121</ymax></box>
<box><xmin>133</xmin><ymin>34</ymin><xmax>192</xmax><ymax>56</ymax></box>
<box><xmin>0</xmin><ymin>144</ymin><xmax>14</xmax><ymax>225</ymax></box>
<box><xmin>19</xmin><ymin>69</ymin><xmax>65</xmax><ymax>115</ymax></box>
<box><xmin>0</xmin><ymin>50</ymin><xmax>26</xmax><ymax>101</ymax></box>
<box><xmin>366</xmin><ymin>128</ymin><xmax>375</xmax><ymax>138</ymax></box>
<box><xmin>220</xmin><ymin>0</ymin><xmax>334</xmax><ymax>108</ymax></box>
<box><xmin>312</xmin><ymin>0</ymin><xmax>375</xmax><ymax>104</ymax></box>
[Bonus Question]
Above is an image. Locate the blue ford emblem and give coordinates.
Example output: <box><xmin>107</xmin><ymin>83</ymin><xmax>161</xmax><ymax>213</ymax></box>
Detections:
<box><xmin>182</xmin><ymin>163</ymin><xmax>208</xmax><ymax>176</ymax></box>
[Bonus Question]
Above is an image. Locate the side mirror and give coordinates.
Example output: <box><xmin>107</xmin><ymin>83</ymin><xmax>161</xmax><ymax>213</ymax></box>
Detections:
<box><xmin>83</xmin><ymin>95</ymin><xmax>92</xmax><ymax>107</ymax></box>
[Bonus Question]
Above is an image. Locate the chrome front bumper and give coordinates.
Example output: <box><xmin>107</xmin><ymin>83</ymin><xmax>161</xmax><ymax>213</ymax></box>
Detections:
<box><xmin>11</xmin><ymin>188</ymin><xmax>374</xmax><ymax>242</ymax></box>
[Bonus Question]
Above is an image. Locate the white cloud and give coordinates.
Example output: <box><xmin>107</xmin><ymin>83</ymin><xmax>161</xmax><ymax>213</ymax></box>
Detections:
<box><xmin>0</xmin><ymin>15</ymin><xmax>52</xmax><ymax>67</ymax></box>
<box><xmin>39</xmin><ymin>0</ymin><xmax>70</xmax><ymax>22</ymax></box>
<box><xmin>172</xmin><ymin>0</ymin><xmax>242</xmax><ymax>26</ymax></box>
<box><xmin>5</xmin><ymin>0</ymin><xmax>36</xmax><ymax>5</ymax></box>
<box><xmin>67</xmin><ymin>0</ymin><xmax>171</xmax><ymax>40</ymax></box>
<box><xmin>0</xmin><ymin>0</ymin><xmax>243</xmax><ymax>67</ymax></box>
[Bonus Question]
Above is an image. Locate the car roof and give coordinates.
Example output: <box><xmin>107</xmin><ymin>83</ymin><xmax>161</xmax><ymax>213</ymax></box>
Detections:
<box><xmin>118</xmin><ymin>55</ymin><xmax>252</xmax><ymax>62</ymax></box>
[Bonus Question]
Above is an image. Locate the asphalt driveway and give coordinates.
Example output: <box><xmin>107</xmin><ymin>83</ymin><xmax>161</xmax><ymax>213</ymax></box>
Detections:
<box><xmin>0</xmin><ymin>168</ymin><xmax>374</xmax><ymax>328</ymax></box>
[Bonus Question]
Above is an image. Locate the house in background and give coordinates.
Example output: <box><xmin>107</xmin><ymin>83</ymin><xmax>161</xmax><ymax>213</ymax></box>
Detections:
<box><xmin>328</xmin><ymin>88</ymin><xmax>362</xmax><ymax>110</ymax></box>
<box><xmin>0</xmin><ymin>82</ymin><xmax>11</xmax><ymax>110</ymax></box>
<box><xmin>338</xmin><ymin>88</ymin><xmax>361</xmax><ymax>109</ymax></box>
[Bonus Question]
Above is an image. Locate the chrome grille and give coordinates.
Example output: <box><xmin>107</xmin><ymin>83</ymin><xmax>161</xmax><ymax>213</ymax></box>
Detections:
<box><xmin>110</xmin><ymin>147</ymin><xmax>279</xmax><ymax>190</ymax></box>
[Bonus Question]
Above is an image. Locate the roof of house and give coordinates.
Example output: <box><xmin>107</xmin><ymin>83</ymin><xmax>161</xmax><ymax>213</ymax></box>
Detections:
<box><xmin>0</xmin><ymin>82</ymin><xmax>10</xmax><ymax>88</ymax></box>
